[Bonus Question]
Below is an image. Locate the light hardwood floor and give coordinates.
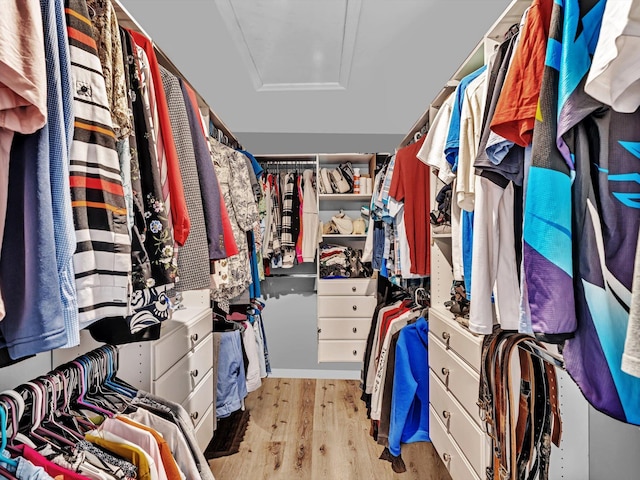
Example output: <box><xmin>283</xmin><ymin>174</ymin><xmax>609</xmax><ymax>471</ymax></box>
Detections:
<box><xmin>209</xmin><ymin>377</ymin><xmax>452</xmax><ymax>480</ymax></box>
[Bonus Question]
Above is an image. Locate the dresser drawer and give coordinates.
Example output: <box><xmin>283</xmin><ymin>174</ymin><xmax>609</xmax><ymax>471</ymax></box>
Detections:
<box><xmin>430</xmin><ymin>307</ymin><xmax>482</xmax><ymax>373</ymax></box>
<box><xmin>194</xmin><ymin>403</ymin><xmax>215</xmax><ymax>452</ymax></box>
<box><xmin>317</xmin><ymin>296</ymin><xmax>376</xmax><ymax>318</ymax></box>
<box><xmin>154</xmin><ymin>333</ymin><xmax>213</xmax><ymax>404</ymax></box>
<box><xmin>153</xmin><ymin>307</ymin><xmax>212</xmax><ymax>380</ymax></box>
<box><xmin>429</xmin><ymin>332</ymin><xmax>480</xmax><ymax>420</ymax></box>
<box><xmin>430</xmin><ymin>371</ymin><xmax>489</xmax><ymax>477</ymax></box>
<box><xmin>318</xmin><ymin>340</ymin><xmax>367</xmax><ymax>363</ymax></box>
<box><xmin>429</xmin><ymin>406</ymin><xmax>481</xmax><ymax>480</ymax></box>
<box><xmin>318</xmin><ymin>318</ymin><xmax>371</xmax><ymax>340</ymax></box>
<box><xmin>317</xmin><ymin>278</ymin><xmax>376</xmax><ymax>296</ymax></box>
<box><xmin>182</xmin><ymin>367</ymin><xmax>214</xmax><ymax>427</ymax></box>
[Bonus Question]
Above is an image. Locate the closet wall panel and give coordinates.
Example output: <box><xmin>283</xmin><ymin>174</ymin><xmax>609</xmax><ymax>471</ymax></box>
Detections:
<box><xmin>260</xmin><ymin>276</ymin><xmax>359</xmax><ymax>377</ymax></box>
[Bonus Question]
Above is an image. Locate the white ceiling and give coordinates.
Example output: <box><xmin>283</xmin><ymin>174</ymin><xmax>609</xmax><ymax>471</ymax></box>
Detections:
<box><xmin>215</xmin><ymin>0</ymin><xmax>362</xmax><ymax>90</ymax></box>
<box><xmin>119</xmin><ymin>0</ymin><xmax>512</xmax><ymax>137</ymax></box>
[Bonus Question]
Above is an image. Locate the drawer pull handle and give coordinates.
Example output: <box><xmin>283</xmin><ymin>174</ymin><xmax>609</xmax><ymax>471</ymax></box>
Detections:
<box><xmin>190</xmin><ymin>369</ymin><xmax>199</xmax><ymax>378</ymax></box>
<box><xmin>191</xmin><ymin>333</ymin><xmax>199</xmax><ymax>342</ymax></box>
<box><xmin>442</xmin><ymin>453</ymin><xmax>451</xmax><ymax>462</ymax></box>
<box><xmin>441</xmin><ymin>367</ymin><xmax>450</xmax><ymax>376</ymax></box>
<box><xmin>353</xmin><ymin>350</ymin><xmax>358</xmax><ymax>356</ymax></box>
<box><xmin>352</xmin><ymin>327</ymin><xmax>358</xmax><ymax>333</ymax></box>
<box><xmin>352</xmin><ymin>286</ymin><xmax>357</xmax><ymax>292</ymax></box>
<box><xmin>442</xmin><ymin>410</ymin><xmax>450</xmax><ymax>419</ymax></box>
<box><xmin>190</xmin><ymin>411</ymin><xmax>199</xmax><ymax>421</ymax></box>
<box><xmin>352</xmin><ymin>305</ymin><xmax>358</xmax><ymax>311</ymax></box>
<box><xmin>442</xmin><ymin>332</ymin><xmax>450</xmax><ymax>341</ymax></box>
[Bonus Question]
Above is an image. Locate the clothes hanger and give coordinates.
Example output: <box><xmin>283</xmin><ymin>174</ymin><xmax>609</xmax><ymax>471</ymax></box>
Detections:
<box><xmin>0</xmin><ymin>403</ymin><xmax>18</xmax><ymax>480</ymax></box>
<box><xmin>0</xmin><ymin>401</ymin><xmax>18</xmax><ymax>468</ymax></box>
<box><xmin>20</xmin><ymin>380</ymin><xmax>75</xmax><ymax>448</ymax></box>
<box><xmin>37</xmin><ymin>376</ymin><xmax>84</xmax><ymax>442</ymax></box>
<box><xmin>0</xmin><ymin>391</ymin><xmax>37</xmax><ymax>450</ymax></box>
<box><xmin>98</xmin><ymin>347</ymin><xmax>136</xmax><ymax>399</ymax></box>
<box><xmin>69</xmin><ymin>359</ymin><xmax>114</xmax><ymax>419</ymax></box>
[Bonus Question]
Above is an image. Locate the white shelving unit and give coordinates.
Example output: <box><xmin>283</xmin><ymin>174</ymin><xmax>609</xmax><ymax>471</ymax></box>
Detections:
<box><xmin>317</xmin><ymin>153</ymin><xmax>376</xmax><ymax>363</ymax></box>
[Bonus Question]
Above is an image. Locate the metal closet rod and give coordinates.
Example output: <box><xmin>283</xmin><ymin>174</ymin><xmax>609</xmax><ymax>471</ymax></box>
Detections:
<box><xmin>520</xmin><ymin>343</ymin><xmax>566</xmax><ymax>370</ymax></box>
<box><xmin>260</xmin><ymin>160</ymin><xmax>317</xmax><ymax>165</ymax></box>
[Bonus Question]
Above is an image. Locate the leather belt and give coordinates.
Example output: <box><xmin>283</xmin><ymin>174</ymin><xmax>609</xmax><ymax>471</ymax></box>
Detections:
<box><xmin>478</xmin><ymin>330</ymin><xmax>562</xmax><ymax>480</ymax></box>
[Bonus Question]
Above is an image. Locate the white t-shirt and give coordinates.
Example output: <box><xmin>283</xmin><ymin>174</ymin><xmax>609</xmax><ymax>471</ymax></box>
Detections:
<box><xmin>457</xmin><ymin>70</ymin><xmax>488</xmax><ymax>212</ymax></box>
<box><xmin>417</xmin><ymin>92</ymin><xmax>456</xmax><ymax>184</ymax></box>
<box><xmin>585</xmin><ymin>0</ymin><xmax>640</xmax><ymax>113</ymax></box>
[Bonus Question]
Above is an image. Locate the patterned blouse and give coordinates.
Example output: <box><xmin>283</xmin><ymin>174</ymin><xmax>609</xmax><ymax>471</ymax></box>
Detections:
<box><xmin>210</xmin><ymin>139</ymin><xmax>260</xmax><ymax>301</ymax></box>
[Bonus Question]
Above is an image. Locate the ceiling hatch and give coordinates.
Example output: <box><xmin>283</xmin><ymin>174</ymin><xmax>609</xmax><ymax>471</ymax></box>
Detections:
<box><xmin>215</xmin><ymin>0</ymin><xmax>362</xmax><ymax>91</ymax></box>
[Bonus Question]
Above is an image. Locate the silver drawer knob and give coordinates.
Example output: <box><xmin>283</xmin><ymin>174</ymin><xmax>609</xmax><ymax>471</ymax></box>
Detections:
<box><xmin>352</xmin><ymin>350</ymin><xmax>358</xmax><ymax>356</ymax></box>
<box><xmin>352</xmin><ymin>327</ymin><xmax>357</xmax><ymax>333</ymax></box>
<box><xmin>442</xmin><ymin>332</ymin><xmax>450</xmax><ymax>341</ymax></box>
<box><xmin>352</xmin><ymin>286</ymin><xmax>357</xmax><ymax>292</ymax></box>
<box><xmin>441</xmin><ymin>367</ymin><xmax>450</xmax><ymax>376</ymax></box>
<box><xmin>443</xmin><ymin>453</ymin><xmax>451</xmax><ymax>462</ymax></box>
<box><xmin>190</xmin><ymin>369</ymin><xmax>199</xmax><ymax>378</ymax></box>
<box><xmin>191</xmin><ymin>333</ymin><xmax>199</xmax><ymax>342</ymax></box>
<box><xmin>190</xmin><ymin>411</ymin><xmax>199</xmax><ymax>420</ymax></box>
<box><xmin>442</xmin><ymin>410</ymin><xmax>450</xmax><ymax>419</ymax></box>
<box><xmin>352</xmin><ymin>305</ymin><xmax>357</xmax><ymax>311</ymax></box>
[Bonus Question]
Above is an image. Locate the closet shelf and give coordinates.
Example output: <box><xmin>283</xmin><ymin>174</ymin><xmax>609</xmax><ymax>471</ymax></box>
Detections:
<box><xmin>319</xmin><ymin>194</ymin><xmax>371</xmax><ymax>201</ymax></box>
<box><xmin>322</xmin><ymin>234</ymin><xmax>367</xmax><ymax>238</ymax></box>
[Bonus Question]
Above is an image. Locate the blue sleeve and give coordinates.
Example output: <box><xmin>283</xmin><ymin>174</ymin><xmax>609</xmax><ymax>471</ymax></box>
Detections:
<box><xmin>388</xmin><ymin>327</ymin><xmax>418</xmax><ymax>457</ymax></box>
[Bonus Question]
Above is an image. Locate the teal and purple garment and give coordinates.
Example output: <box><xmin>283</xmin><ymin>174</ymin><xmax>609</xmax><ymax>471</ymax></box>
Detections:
<box><xmin>524</xmin><ymin>0</ymin><xmax>640</xmax><ymax>424</ymax></box>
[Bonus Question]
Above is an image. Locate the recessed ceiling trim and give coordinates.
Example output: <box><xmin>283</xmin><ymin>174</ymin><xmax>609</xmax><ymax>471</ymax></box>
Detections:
<box><xmin>258</xmin><ymin>82</ymin><xmax>345</xmax><ymax>92</ymax></box>
<box><xmin>214</xmin><ymin>0</ymin><xmax>264</xmax><ymax>91</ymax></box>
<box><xmin>214</xmin><ymin>0</ymin><xmax>362</xmax><ymax>91</ymax></box>
<box><xmin>339</xmin><ymin>0</ymin><xmax>362</xmax><ymax>89</ymax></box>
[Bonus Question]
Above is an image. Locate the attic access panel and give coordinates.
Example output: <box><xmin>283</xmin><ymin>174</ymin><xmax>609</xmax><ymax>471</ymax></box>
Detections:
<box><xmin>215</xmin><ymin>0</ymin><xmax>362</xmax><ymax>91</ymax></box>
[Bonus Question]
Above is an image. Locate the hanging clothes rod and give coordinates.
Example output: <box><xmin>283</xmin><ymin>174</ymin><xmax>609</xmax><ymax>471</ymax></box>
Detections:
<box><xmin>260</xmin><ymin>160</ymin><xmax>317</xmax><ymax>165</ymax></box>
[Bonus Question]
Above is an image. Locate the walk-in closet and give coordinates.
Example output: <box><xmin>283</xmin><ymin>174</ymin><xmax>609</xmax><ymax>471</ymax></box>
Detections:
<box><xmin>1</xmin><ymin>0</ymin><xmax>640</xmax><ymax>479</ymax></box>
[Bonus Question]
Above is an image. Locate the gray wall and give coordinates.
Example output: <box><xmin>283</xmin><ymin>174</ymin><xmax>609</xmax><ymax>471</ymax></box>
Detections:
<box><xmin>589</xmin><ymin>406</ymin><xmax>640</xmax><ymax>479</ymax></box>
<box><xmin>260</xmin><ymin>273</ymin><xmax>361</xmax><ymax>376</ymax></box>
<box><xmin>236</xmin><ymin>132</ymin><xmax>401</xmax><ymax>155</ymax></box>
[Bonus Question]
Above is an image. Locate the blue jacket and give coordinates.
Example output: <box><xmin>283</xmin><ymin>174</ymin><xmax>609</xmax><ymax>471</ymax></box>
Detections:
<box><xmin>389</xmin><ymin>316</ymin><xmax>430</xmax><ymax>456</ymax></box>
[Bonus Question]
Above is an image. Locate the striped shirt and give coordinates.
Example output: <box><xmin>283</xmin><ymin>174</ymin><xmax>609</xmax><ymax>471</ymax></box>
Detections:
<box><xmin>66</xmin><ymin>0</ymin><xmax>131</xmax><ymax>328</ymax></box>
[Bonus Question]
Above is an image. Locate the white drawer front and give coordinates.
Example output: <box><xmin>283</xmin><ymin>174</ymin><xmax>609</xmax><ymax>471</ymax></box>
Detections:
<box><xmin>194</xmin><ymin>404</ymin><xmax>215</xmax><ymax>452</ymax></box>
<box><xmin>318</xmin><ymin>318</ymin><xmax>371</xmax><ymax>340</ymax></box>
<box><xmin>155</xmin><ymin>333</ymin><xmax>213</xmax><ymax>404</ymax></box>
<box><xmin>182</xmin><ymin>367</ymin><xmax>214</xmax><ymax>427</ymax></box>
<box><xmin>430</xmin><ymin>306</ymin><xmax>482</xmax><ymax>373</ymax></box>
<box><xmin>318</xmin><ymin>340</ymin><xmax>366</xmax><ymax>363</ymax></box>
<box><xmin>430</xmin><ymin>371</ymin><xmax>489</xmax><ymax>477</ymax></box>
<box><xmin>429</xmin><ymin>406</ymin><xmax>481</xmax><ymax>480</ymax></box>
<box><xmin>317</xmin><ymin>295</ymin><xmax>376</xmax><ymax>318</ymax></box>
<box><xmin>429</xmin><ymin>332</ymin><xmax>480</xmax><ymax>421</ymax></box>
<box><xmin>317</xmin><ymin>278</ymin><xmax>376</xmax><ymax>296</ymax></box>
<box><xmin>154</xmin><ymin>307</ymin><xmax>212</xmax><ymax>379</ymax></box>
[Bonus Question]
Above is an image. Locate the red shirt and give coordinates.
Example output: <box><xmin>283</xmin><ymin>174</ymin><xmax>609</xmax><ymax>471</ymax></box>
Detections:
<box><xmin>129</xmin><ymin>30</ymin><xmax>191</xmax><ymax>246</ymax></box>
<box><xmin>15</xmin><ymin>444</ymin><xmax>91</xmax><ymax>479</ymax></box>
<box><xmin>389</xmin><ymin>136</ymin><xmax>430</xmax><ymax>276</ymax></box>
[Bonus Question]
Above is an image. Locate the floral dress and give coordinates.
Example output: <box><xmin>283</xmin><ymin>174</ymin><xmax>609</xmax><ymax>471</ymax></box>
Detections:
<box><xmin>210</xmin><ymin>139</ymin><xmax>260</xmax><ymax>301</ymax></box>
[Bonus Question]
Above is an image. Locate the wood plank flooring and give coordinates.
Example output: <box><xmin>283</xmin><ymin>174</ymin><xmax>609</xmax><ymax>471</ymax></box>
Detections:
<box><xmin>209</xmin><ymin>378</ymin><xmax>452</xmax><ymax>480</ymax></box>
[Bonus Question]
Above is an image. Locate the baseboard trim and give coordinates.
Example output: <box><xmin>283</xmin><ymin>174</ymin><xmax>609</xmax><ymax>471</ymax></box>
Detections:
<box><xmin>269</xmin><ymin>368</ymin><xmax>361</xmax><ymax>380</ymax></box>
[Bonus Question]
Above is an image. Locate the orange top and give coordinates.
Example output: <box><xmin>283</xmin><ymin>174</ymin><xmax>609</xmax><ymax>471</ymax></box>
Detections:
<box><xmin>116</xmin><ymin>415</ymin><xmax>183</xmax><ymax>480</ymax></box>
<box><xmin>490</xmin><ymin>0</ymin><xmax>554</xmax><ymax>147</ymax></box>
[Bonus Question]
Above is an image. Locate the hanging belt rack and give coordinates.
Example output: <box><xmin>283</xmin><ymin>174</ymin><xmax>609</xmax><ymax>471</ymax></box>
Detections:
<box><xmin>520</xmin><ymin>341</ymin><xmax>566</xmax><ymax>370</ymax></box>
